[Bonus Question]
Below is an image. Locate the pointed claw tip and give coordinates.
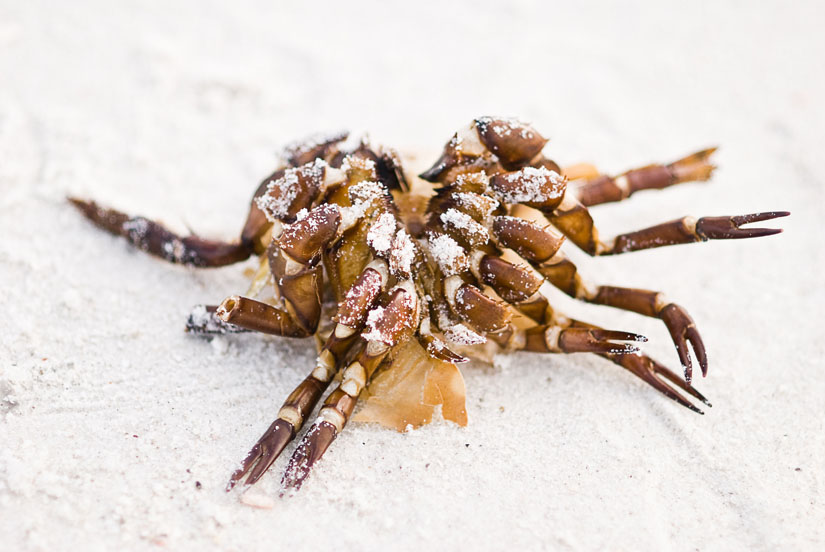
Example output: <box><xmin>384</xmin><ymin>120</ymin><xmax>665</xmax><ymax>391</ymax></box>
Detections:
<box><xmin>68</xmin><ymin>196</ymin><xmax>93</xmax><ymax>212</ymax></box>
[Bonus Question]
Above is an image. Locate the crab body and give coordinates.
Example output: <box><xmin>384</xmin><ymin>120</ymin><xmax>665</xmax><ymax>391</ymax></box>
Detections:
<box><xmin>70</xmin><ymin>117</ymin><xmax>788</xmax><ymax>494</ymax></box>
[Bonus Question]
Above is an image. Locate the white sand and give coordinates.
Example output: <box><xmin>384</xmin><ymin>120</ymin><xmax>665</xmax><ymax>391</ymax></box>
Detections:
<box><xmin>1</xmin><ymin>1</ymin><xmax>823</xmax><ymax>550</ymax></box>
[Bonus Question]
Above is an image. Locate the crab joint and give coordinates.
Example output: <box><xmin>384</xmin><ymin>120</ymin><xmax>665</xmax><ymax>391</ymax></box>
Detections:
<box><xmin>340</xmin><ymin>361</ymin><xmax>367</xmax><ymax>397</ymax></box>
<box><xmin>311</xmin><ymin>349</ymin><xmax>337</xmax><ymax>382</ymax></box>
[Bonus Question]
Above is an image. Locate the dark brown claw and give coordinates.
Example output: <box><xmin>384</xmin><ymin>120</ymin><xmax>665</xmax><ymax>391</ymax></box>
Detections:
<box><xmin>696</xmin><ymin>211</ymin><xmax>789</xmax><ymax>240</ymax></box>
<box><xmin>659</xmin><ymin>304</ymin><xmax>708</xmax><ymax>384</ymax></box>
<box><xmin>560</xmin><ymin>328</ymin><xmax>647</xmax><ymax>354</ymax></box>
<box><xmin>226</xmin><ymin>419</ymin><xmax>295</xmax><ymax>491</ymax></box>
<box><xmin>281</xmin><ymin>421</ymin><xmax>338</xmax><ymax>492</ymax></box>
<box><xmin>609</xmin><ymin>352</ymin><xmax>711</xmax><ymax>414</ymax></box>
<box><xmin>69</xmin><ymin>197</ymin><xmax>254</xmax><ymax>267</ymax></box>
<box><xmin>525</xmin><ymin>325</ymin><xmax>646</xmax><ymax>355</ymax></box>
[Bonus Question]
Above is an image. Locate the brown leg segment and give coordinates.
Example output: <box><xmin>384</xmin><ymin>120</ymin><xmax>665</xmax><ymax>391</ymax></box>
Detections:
<box><xmin>592</xmin><ymin>287</ymin><xmax>707</xmax><ymax>383</ymax></box>
<box><xmin>600</xmin><ymin>348</ymin><xmax>712</xmax><ymax>414</ymax></box>
<box><xmin>515</xmin><ymin>308</ymin><xmax>711</xmax><ymax>414</ymax></box>
<box><xmin>532</xmin><ymin>251</ymin><xmax>708</xmax><ymax>383</ymax></box>
<box><xmin>226</xmin><ymin>265</ymin><xmax>386</xmax><ymax>490</ymax></box>
<box><xmin>608</xmin><ymin>211</ymin><xmax>790</xmax><ymax>255</ymax></box>
<box><xmin>216</xmin><ymin>296</ymin><xmax>313</xmax><ymax>337</ymax></box>
<box><xmin>573</xmin><ymin>148</ymin><xmax>717</xmax><ymax>207</ymax></box>
<box><xmin>520</xmin><ymin>324</ymin><xmax>645</xmax><ymax>355</ymax></box>
<box><xmin>69</xmin><ymin>198</ymin><xmax>254</xmax><ymax>267</ymax></box>
<box><xmin>69</xmin><ymin>133</ymin><xmax>348</xmax><ymax>267</ymax></box>
<box><xmin>212</xmin><ymin>204</ymin><xmax>345</xmax><ymax>338</ymax></box>
<box><xmin>544</xmin><ymin>191</ymin><xmax>788</xmax><ymax>256</ymax></box>
<box><xmin>281</xmin><ymin>283</ymin><xmax>418</xmax><ymax>491</ymax></box>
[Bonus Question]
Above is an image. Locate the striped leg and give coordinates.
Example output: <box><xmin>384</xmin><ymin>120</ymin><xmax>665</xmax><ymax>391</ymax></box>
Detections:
<box><xmin>68</xmin><ymin>198</ymin><xmax>255</xmax><ymax>267</ymax></box>
<box><xmin>510</xmin><ymin>307</ymin><xmax>710</xmax><ymax>414</ymax></box>
<box><xmin>529</xmin><ymin>251</ymin><xmax>707</xmax><ymax>383</ymax></box>
<box><xmin>281</xmin><ymin>282</ymin><xmax>419</xmax><ymax>491</ymax></box>
<box><xmin>546</xmin><ymin>191</ymin><xmax>788</xmax><ymax>256</ymax></box>
<box><xmin>571</xmin><ymin>148</ymin><xmax>717</xmax><ymax>207</ymax></box>
<box><xmin>481</xmin><ymin>163</ymin><xmax>786</xmax><ymax>257</ymax></box>
<box><xmin>226</xmin><ymin>263</ymin><xmax>387</xmax><ymax>490</ymax></box>
<box><xmin>492</xmin><ymin>218</ymin><xmax>706</xmax><ymax>382</ymax></box>
<box><xmin>567</xmin><ymin>321</ymin><xmax>712</xmax><ymax>414</ymax></box>
<box><xmin>69</xmin><ymin>134</ymin><xmax>348</xmax><ymax>267</ymax></box>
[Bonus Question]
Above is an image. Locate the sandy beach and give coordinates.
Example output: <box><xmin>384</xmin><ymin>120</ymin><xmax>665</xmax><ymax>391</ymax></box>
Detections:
<box><xmin>1</xmin><ymin>1</ymin><xmax>823</xmax><ymax>550</ymax></box>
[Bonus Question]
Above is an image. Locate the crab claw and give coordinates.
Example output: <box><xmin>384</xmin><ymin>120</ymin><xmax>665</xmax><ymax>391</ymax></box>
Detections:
<box><xmin>523</xmin><ymin>325</ymin><xmax>646</xmax><ymax>355</ymax></box>
<box><xmin>559</xmin><ymin>328</ymin><xmax>647</xmax><ymax>354</ymax></box>
<box><xmin>226</xmin><ymin>420</ymin><xmax>295</xmax><ymax>491</ymax></box>
<box><xmin>659</xmin><ymin>304</ymin><xmax>708</xmax><ymax>384</ymax></box>
<box><xmin>280</xmin><ymin>421</ymin><xmax>338</xmax><ymax>492</ymax></box>
<box><xmin>696</xmin><ymin>211</ymin><xmax>789</xmax><ymax>240</ymax></box>
<box><xmin>610</xmin><ymin>352</ymin><xmax>712</xmax><ymax>414</ymax></box>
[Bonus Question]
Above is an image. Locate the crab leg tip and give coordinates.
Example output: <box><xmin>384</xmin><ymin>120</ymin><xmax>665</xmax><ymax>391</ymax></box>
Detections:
<box><xmin>281</xmin><ymin>421</ymin><xmax>338</xmax><ymax>491</ymax></box>
<box><xmin>225</xmin><ymin>420</ymin><xmax>295</xmax><ymax>491</ymax></box>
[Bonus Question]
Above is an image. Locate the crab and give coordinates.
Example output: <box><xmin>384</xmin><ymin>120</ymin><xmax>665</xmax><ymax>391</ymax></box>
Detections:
<box><xmin>69</xmin><ymin>117</ymin><xmax>788</xmax><ymax>493</ymax></box>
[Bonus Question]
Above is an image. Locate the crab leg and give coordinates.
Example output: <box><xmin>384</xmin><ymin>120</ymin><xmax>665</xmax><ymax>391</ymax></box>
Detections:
<box><xmin>546</xmin><ymin>191</ymin><xmax>788</xmax><ymax>256</ymax></box>
<box><xmin>510</xmin><ymin>305</ymin><xmax>710</xmax><ymax>414</ymax></box>
<box><xmin>281</xmin><ymin>282</ymin><xmax>418</xmax><ymax>491</ymax></box>
<box><xmin>495</xmin><ymin>248</ymin><xmax>706</xmax><ymax>383</ymax></box>
<box><xmin>489</xmin><ymin>219</ymin><xmax>711</xmax><ymax>382</ymax></box>
<box><xmin>571</xmin><ymin>148</ymin><xmax>717</xmax><ymax>207</ymax></box>
<box><xmin>603</xmin><ymin>350</ymin><xmax>712</xmax><ymax>414</ymax></box>
<box><xmin>566</xmin><ymin>320</ymin><xmax>712</xmax><ymax>414</ymax></box>
<box><xmin>69</xmin><ymin>134</ymin><xmax>347</xmax><ymax>267</ymax></box>
<box><xmin>68</xmin><ymin>198</ymin><xmax>255</xmax><ymax>267</ymax></box>
<box><xmin>226</xmin><ymin>262</ymin><xmax>388</xmax><ymax>490</ymax></box>
<box><xmin>518</xmin><ymin>325</ymin><xmax>645</xmax><ymax>355</ymax></box>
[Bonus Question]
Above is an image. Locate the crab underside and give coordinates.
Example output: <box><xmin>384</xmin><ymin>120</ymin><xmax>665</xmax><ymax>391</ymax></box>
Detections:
<box><xmin>70</xmin><ymin>116</ymin><xmax>788</xmax><ymax>493</ymax></box>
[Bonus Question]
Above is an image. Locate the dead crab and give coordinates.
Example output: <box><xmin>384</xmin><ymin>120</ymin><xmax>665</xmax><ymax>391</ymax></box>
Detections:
<box><xmin>70</xmin><ymin>117</ymin><xmax>788</xmax><ymax>493</ymax></box>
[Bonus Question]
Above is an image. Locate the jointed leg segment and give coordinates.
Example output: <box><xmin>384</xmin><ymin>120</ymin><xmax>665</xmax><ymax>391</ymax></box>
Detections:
<box><xmin>68</xmin><ymin>198</ymin><xmax>254</xmax><ymax>267</ymax></box>
<box><xmin>546</xmin><ymin>193</ymin><xmax>788</xmax><ymax>256</ymax></box>
<box><xmin>572</xmin><ymin>148</ymin><xmax>718</xmax><ymax>207</ymax></box>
